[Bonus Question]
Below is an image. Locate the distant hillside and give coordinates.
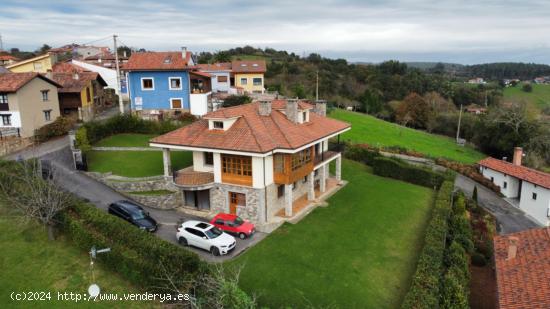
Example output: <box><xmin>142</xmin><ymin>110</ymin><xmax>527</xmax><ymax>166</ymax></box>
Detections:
<box><xmin>405</xmin><ymin>62</ymin><xmax>464</xmax><ymax>71</ymax></box>
<box><xmin>460</xmin><ymin>62</ymin><xmax>550</xmax><ymax>80</ymax></box>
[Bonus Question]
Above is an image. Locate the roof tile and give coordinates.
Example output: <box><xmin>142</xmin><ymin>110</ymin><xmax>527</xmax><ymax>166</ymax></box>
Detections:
<box><xmin>479</xmin><ymin>157</ymin><xmax>550</xmax><ymax>189</ymax></box>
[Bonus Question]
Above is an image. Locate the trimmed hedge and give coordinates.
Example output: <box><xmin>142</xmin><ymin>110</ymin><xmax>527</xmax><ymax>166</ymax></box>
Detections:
<box><xmin>34</xmin><ymin>116</ymin><xmax>75</xmax><ymax>142</ymax></box>
<box><xmin>402</xmin><ymin>181</ymin><xmax>454</xmax><ymax>308</ymax></box>
<box><xmin>58</xmin><ymin>202</ymin><xmax>204</xmax><ymax>290</ymax></box>
<box><xmin>81</xmin><ymin>114</ymin><xmax>186</xmax><ymax>145</ymax></box>
<box><xmin>372</xmin><ymin>157</ymin><xmax>445</xmax><ymax>189</ymax></box>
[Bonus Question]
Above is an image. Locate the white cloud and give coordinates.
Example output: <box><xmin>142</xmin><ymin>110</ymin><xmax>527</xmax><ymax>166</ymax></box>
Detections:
<box><xmin>1</xmin><ymin>0</ymin><xmax>550</xmax><ymax>63</ymax></box>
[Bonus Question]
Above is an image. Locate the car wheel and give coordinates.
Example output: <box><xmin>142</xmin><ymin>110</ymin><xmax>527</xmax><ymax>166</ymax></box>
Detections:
<box><xmin>210</xmin><ymin>247</ymin><xmax>220</xmax><ymax>256</ymax></box>
<box><xmin>239</xmin><ymin>233</ymin><xmax>247</xmax><ymax>240</ymax></box>
<box><xmin>178</xmin><ymin>237</ymin><xmax>188</xmax><ymax>246</ymax></box>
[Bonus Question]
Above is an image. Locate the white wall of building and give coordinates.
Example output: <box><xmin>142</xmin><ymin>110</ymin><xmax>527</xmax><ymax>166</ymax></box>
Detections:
<box><xmin>192</xmin><ymin>151</ymin><xmax>214</xmax><ymax>172</ymax></box>
<box><xmin>519</xmin><ymin>182</ymin><xmax>550</xmax><ymax>226</ymax></box>
<box><xmin>209</xmin><ymin>71</ymin><xmax>231</xmax><ymax>92</ymax></box>
<box><xmin>252</xmin><ymin>156</ymin><xmax>274</xmax><ymax>189</ymax></box>
<box><xmin>213</xmin><ymin>153</ymin><xmax>222</xmax><ymax>183</ymax></box>
<box><xmin>482</xmin><ymin>167</ymin><xmax>521</xmax><ymax>198</ymax></box>
<box><xmin>71</xmin><ymin>60</ymin><xmax>125</xmax><ymax>97</ymax></box>
<box><xmin>481</xmin><ymin>167</ymin><xmax>508</xmax><ymax>196</ymax></box>
<box><xmin>190</xmin><ymin>92</ymin><xmax>211</xmax><ymax>116</ymax></box>
<box><xmin>0</xmin><ymin>111</ymin><xmax>21</xmax><ymax>128</ymax></box>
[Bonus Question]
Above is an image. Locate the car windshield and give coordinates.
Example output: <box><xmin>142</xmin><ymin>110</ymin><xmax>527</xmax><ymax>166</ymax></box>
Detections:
<box><xmin>205</xmin><ymin>227</ymin><xmax>223</xmax><ymax>239</ymax></box>
<box><xmin>232</xmin><ymin>216</ymin><xmax>244</xmax><ymax>226</ymax></box>
<box><xmin>131</xmin><ymin>210</ymin><xmax>146</xmax><ymax>220</ymax></box>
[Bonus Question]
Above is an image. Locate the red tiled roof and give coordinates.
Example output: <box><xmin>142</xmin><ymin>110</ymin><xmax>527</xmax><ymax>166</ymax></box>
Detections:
<box><xmin>196</xmin><ymin>63</ymin><xmax>232</xmax><ymax>71</ymax></box>
<box><xmin>479</xmin><ymin>157</ymin><xmax>550</xmax><ymax>189</ymax></box>
<box><xmin>494</xmin><ymin>228</ymin><xmax>550</xmax><ymax>309</ymax></box>
<box><xmin>125</xmin><ymin>51</ymin><xmax>192</xmax><ymax>70</ymax></box>
<box><xmin>52</xmin><ymin>62</ymin><xmax>86</xmax><ymax>73</ymax></box>
<box><xmin>151</xmin><ymin>100</ymin><xmax>350</xmax><ymax>153</ymax></box>
<box><xmin>52</xmin><ymin>72</ymin><xmax>106</xmax><ymax>93</ymax></box>
<box><xmin>190</xmin><ymin>71</ymin><xmax>212</xmax><ymax>78</ymax></box>
<box><xmin>0</xmin><ymin>54</ymin><xmax>19</xmax><ymax>61</ymax></box>
<box><xmin>0</xmin><ymin>72</ymin><xmax>61</xmax><ymax>92</ymax></box>
<box><xmin>231</xmin><ymin>60</ymin><xmax>266</xmax><ymax>73</ymax></box>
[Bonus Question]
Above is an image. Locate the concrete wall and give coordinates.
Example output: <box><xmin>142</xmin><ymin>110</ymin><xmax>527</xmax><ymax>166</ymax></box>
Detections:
<box><xmin>482</xmin><ymin>167</ymin><xmax>518</xmax><ymax>198</ymax></box>
<box><xmin>72</xmin><ymin>60</ymin><xmax>119</xmax><ymax>94</ymax></box>
<box><xmin>210</xmin><ymin>183</ymin><xmax>264</xmax><ymax>223</ymax></box>
<box><xmin>192</xmin><ymin>151</ymin><xmax>214</xmax><ymax>172</ymax></box>
<box><xmin>190</xmin><ymin>92</ymin><xmax>211</xmax><ymax>116</ymax></box>
<box><xmin>519</xmin><ymin>182</ymin><xmax>550</xmax><ymax>226</ymax></box>
<box><xmin>252</xmin><ymin>156</ymin><xmax>274</xmax><ymax>188</ymax></box>
<box><xmin>208</xmin><ymin>71</ymin><xmax>231</xmax><ymax>92</ymax></box>
<box><xmin>12</xmin><ymin>78</ymin><xmax>61</xmax><ymax>138</ymax></box>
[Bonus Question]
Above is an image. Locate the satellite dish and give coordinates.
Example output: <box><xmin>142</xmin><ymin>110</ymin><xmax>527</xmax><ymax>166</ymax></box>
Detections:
<box><xmin>88</xmin><ymin>284</ymin><xmax>100</xmax><ymax>297</ymax></box>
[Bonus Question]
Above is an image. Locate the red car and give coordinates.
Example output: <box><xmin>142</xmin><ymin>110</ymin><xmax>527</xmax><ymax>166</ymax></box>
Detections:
<box><xmin>210</xmin><ymin>213</ymin><xmax>255</xmax><ymax>239</ymax></box>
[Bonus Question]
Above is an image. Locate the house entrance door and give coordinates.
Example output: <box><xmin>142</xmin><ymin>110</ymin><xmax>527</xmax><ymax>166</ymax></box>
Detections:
<box><xmin>228</xmin><ymin>192</ymin><xmax>245</xmax><ymax>215</ymax></box>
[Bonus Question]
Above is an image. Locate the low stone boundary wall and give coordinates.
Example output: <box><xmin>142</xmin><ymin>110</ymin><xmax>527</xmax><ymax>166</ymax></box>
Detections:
<box><xmin>87</xmin><ymin>172</ymin><xmax>182</xmax><ymax>209</ymax></box>
<box><xmin>380</xmin><ymin>151</ymin><xmax>447</xmax><ymax>172</ymax></box>
<box><xmin>91</xmin><ymin>147</ymin><xmax>161</xmax><ymax>151</ymax></box>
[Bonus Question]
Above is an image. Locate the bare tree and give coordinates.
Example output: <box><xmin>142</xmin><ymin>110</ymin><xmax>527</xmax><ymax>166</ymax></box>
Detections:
<box><xmin>490</xmin><ymin>101</ymin><xmax>531</xmax><ymax>134</ymax></box>
<box><xmin>0</xmin><ymin>160</ymin><xmax>73</xmax><ymax>240</ymax></box>
<box><xmin>153</xmin><ymin>263</ymin><xmax>256</xmax><ymax>309</ymax></box>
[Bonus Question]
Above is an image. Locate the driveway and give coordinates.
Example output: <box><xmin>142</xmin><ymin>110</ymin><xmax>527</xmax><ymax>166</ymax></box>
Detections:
<box><xmin>454</xmin><ymin>174</ymin><xmax>540</xmax><ymax>234</ymax></box>
<box><xmin>13</xmin><ymin>145</ymin><xmax>265</xmax><ymax>262</ymax></box>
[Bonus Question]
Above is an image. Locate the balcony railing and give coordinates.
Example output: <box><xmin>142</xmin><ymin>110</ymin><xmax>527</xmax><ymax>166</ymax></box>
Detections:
<box><xmin>314</xmin><ymin>151</ymin><xmax>339</xmax><ymax>166</ymax></box>
<box><xmin>173</xmin><ymin>166</ymin><xmax>214</xmax><ymax>188</ymax></box>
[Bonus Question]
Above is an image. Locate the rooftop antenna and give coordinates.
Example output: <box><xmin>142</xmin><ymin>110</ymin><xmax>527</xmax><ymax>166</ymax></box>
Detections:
<box><xmin>315</xmin><ymin>70</ymin><xmax>319</xmax><ymax>101</ymax></box>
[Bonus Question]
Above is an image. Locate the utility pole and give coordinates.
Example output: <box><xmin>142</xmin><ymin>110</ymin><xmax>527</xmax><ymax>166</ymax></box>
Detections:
<box><xmin>456</xmin><ymin>104</ymin><xmax>463</xmax><ymax>143</ymax></box>
<box><xmin>113</xmin><ymin>35</ymin><xmax>124</xmax><ymax>114</ymax></box>
<box><xmin>0</xmin><ymin>34</ymin><xmax>4</xmax><ymax>51</ymax></box>
<box><xmin>484</xmin><ymin>90</ymin><xmax>488</xmax><ymax>107</ymax></box>
<box><xmin>315</xmin><ymin>70</ymin><xmax>319</xmax><ymax>101</ymax></box>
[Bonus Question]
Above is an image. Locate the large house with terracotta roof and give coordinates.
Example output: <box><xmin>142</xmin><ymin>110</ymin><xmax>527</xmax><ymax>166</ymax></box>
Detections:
<box><xmin>0</xmin><ymin>72</ymin><xmax>61</xmax><ymax>138</ymax></box>
<box><xmin>149</xmin><ymin>99</ymin><xmax>350</xmax><ymax>226</ymax></box>
<box><xmin>479</xmin><ymin>147</ymin><xmax>550</xmax><ymax>226</ymax></box>
<box><xmin>126</xmin><ymin>49</ymin><xmax>214</xmax><ymax>118</ymax></box>
<box><xmin>494</xmin><ymin>227</ymin><xmax>550</xmax><ymax>308</ymax></box>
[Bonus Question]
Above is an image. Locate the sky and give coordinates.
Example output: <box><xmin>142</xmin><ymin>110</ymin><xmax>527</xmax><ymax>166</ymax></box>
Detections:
<box><xmin>1</xmin><ymin>0</ymin><xmax>550</xmax><ymax>64</ymax></box>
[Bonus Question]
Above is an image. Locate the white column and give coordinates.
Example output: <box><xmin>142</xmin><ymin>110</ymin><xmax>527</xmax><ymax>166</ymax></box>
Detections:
<box><xmin>320</xmin><ymin>165</ymin><xmax>327</xmax><ymax>193</ymax></box>
<box><xmin>307</xmin><ymin>172</ymin><xmax>315</xmax><ymax>200</ymax></box>
<box><xmin>336</xmin><ymin>155</ymin><xmax>342</xmax><ymax>182</ymax></box>
<box><xmin>162</xmin><ymin>148</ymin><xmax>172</xmax><ymax>178</ymax></box>
<box><xmin>284</xmin><ymin>184</ymin><xmax>293</xmax><ymax>216</ymax></box>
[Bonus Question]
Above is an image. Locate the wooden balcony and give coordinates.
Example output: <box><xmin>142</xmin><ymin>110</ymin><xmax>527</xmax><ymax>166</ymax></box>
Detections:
<box><xmin>173</xmin><ymin>166</ymin><xmax>214</xmax><ymax>189</ymax></box>
<box><xmin>314</xmin><ymin>151</ymin><xmax>340</xmax><ymax>167</ymax></box>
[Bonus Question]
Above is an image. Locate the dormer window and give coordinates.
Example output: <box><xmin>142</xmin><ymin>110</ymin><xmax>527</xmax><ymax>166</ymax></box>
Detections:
<box><xmin>163</xmin><ymin>56</ymin><xmax>172</xmax><ymax>64</ymax></box>
<box><xmin>302</xmin><ymin>111</ymin><xmax>307</xmax><ymax>122</ymax></box>
<box><xmin>213</xmin><ymin>121</ymin><xmax>224</xmax><ymax>129</ymax></box>
<box><xmin>252</xmin><ymin>63</ymin><xmax>258</xmax><ymax>67</ymax></box>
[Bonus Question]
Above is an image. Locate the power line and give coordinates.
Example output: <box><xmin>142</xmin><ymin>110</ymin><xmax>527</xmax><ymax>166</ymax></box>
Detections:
<box><xmin>78</xmin><ymin>35</ymin><xmax>113</xmax><ymax>47</ymax></box>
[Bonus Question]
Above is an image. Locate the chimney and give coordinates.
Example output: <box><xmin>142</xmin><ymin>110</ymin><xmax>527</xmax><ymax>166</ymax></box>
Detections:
<box><xmin>98</xmin><ymin>57</ymin><xmax>102</xmax><ymax>63</ymax></box>
<box><xmin>181</xmin><ymin>46</ymin><xmax>187</xmax><ymax>59</ymax></box>
<box><xmin>513</xmin><ymin>147</ymin><xmax>523</xmax><ymax>166</ymax></box>
<box><xmin>73</xmin><ymin>73</ymin><xmax>79</xmax><ymax>80</ymax></box>
<box><xmin>506</xmin><ymin>236</ymin><xmax>519</xmax><ymax>260</ymax></box>
<box><xmin>258</xmin><ymin>100</ymin><xmax>272</xmax><ymax>116</ymax></box>
<box><xmin>123</xmin><ymin>50</ymin><xmax>127</xmax><ymax>58</ymax></box>
<box><xmin>286</xmin><ymin>98</ymin><xmax>300</xmax><ymax>123</ymax></box>
<box><xmin>314</xmin><ymin>99</ymin><xmax>327</xmax><ymax>117</ymax></box>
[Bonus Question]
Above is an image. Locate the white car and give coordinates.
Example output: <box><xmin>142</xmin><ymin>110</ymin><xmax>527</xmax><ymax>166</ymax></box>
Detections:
<box><xmin>176</xmin><ymin>220</ymin><xmax>236</xmax><ymax>256</ymax></box>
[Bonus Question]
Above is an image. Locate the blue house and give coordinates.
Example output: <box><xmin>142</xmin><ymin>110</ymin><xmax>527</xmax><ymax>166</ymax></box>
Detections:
<box><xmin>126</xmin><ymin>51</ymin><xmax>212</xmax><ymax>117</ymax></box>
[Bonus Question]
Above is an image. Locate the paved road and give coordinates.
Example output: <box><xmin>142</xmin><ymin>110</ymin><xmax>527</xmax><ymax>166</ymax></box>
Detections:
<box><xmin>9</xmin><ymin>144</ymin><xmax>264</xmax><ymax>262</ymax></box>
<box><xmin>454</xmin><ymin>174</ymin><xmax>540</xmax><ymax>235</ymax></box>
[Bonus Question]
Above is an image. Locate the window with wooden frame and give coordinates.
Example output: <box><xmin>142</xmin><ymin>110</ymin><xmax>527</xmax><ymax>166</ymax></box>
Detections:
<box><xmin>273</xmin><ymin>154</ymin><xmax>285</xmax><ymax>173</ymax></box>
<box><xmin>222</xmin><ymin>155</ymin><xmax>252</xmax><ymax>177</ymax></box>
<box><xmin>217</xmin><ymin>76</ymin><xmax>228</xmax><ymax>83</ymax></box>
<box><xmin>230</xmin><ymin>192</ymin><xmax>246</xmax><ymax>206</ymax></box>
<box><xmin>204</xmin><ymin>152</ymin><xmax>214</xmax><ymax>166</ymax></box>
<box><xmin>213</xmin><ymin>121</ymin><xmax>224</xmax><ymax>129</ymax></box>
<box><xmin>291</xmin><ymin>148</ymin><xmax>312</xmax><ymax>171</ymax></box>
<box><xmin>141</xmin><ymin>78</ymin><xmax>154</xmax><ymax>90</ymax></box>
<box><xmin>169</xmin><ymin>77</ymin><xmax>182</xmax><ymax>90</ymax></box>
<box><xmin>170</xmin><ymin>98</ymin><xmax>183</xmax><ymax>109</ymax></box>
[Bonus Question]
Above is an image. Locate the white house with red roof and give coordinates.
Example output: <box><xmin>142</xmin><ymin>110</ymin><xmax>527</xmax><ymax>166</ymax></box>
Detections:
<box><xmin>149</xmin><ymin>99</ymin><xmax>350</xmax><ymax>227</ymax></box>
<box><xmin>479</xmin><ymin>147</ymin><xmax>550</xmax><ymax>226</ymax></box>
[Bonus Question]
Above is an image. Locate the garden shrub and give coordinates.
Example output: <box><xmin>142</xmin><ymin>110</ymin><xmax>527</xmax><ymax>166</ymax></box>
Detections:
<box><xmin>435</xmin><ymin>158</ymin><xmax>501</xmax><ymax>194</ymax></box>
<box><xmin>372</xmin><ymin>157</ymin><xmax>445</xmax><ymax>189</ymax></box>
<box><xmin>401</xmin><ymin>181</ymin><xmax>454</xmax><ymax>309</ymax></box>
<box><xmin>81</xmin><ymin>114</ymin><xmax>184</xmax><ymax>144</ymax></box>
<box><xmin>471</xmin><ymin>253</ymin><xmax>487</xmax><ymax>267</ymax></box>
<box><xmin>440</xmin><ymin>270</ymin><xmax>469</xmax><ymax>309</ymax></box>
<box><xmin>343</xmin><ymin>143</ymin><xmax>382</xmax><ymax>165</ymax></box>
<box><xmin>34</xmin><ymin>116</ymin><xmax>75</xmax><ymax>142</ymax></box>
<box><xmin>74</xmin><ymin>127</ymin><xmax>91</xmax><ymax>153</ymax></box>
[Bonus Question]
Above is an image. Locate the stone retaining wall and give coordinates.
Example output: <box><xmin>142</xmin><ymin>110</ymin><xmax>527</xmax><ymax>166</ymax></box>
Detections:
<box><xmin>87</xmin><ymin>171</ymin><xmax>183</xmax><ymax>209</ymax></box>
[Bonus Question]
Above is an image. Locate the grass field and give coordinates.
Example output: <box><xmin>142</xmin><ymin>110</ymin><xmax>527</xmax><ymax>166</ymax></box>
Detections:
<box><xmin>0</xmin><ymin>206</ymin><xmax>152</xmax><ymax>308</ymax></box>
<box><xmin>87</xmin><ymin>151</ymin><xmax>192</xmax><ymax>177</ymax></box>
<box><xmin>329</xmin><ymin>109</ymin><xmax>485</xmax><ymax>163</ymax></box>
<box><xmin>94</xmin><ymin>134</ymin><xmax>157</xmax><ymax>148</ymax></box>
<box><xmin>503</xmin><ymin>83</ymin><xmax>550</xmax><ymax>110</ymax></box>
<box><xmin>229</xmin><ymin>159</ymin><xmax>434</xmax><ymax>308</ymax></box>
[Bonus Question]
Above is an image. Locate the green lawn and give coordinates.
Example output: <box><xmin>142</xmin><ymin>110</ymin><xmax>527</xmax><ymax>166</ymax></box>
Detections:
<box><xmin>94</xmin><ymin>134</ymin><xmax>157</xmax><ymax>147</ymax></box>
<box><xmin>87</xmin><ymin>151</ymin><xmax>192</xmax><ymax>177</ymax></box>
<box><xmin>329</xmin><ymin>109</ymin><xmax>485</xmax><ymax>163</ymax></box>
<box><xmin>0</xmin><ymin>206</ymin><xmax>153</xmax><ymax>308</ymax></box>
<box><xmin>503</xmin><ymin>83</ymin><xmax>550</xmax><ymax>110</ymax></box>
<box><xmin>229</xmin><ymin>159</ymin><xmax>434</xmax><ymax>308</ymax></box>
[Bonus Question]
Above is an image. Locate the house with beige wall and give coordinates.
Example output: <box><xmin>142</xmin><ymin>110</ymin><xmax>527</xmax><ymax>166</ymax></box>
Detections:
<box><xmin>0</xmin><ymin>73</ymin><xmax>61</xmax><ymax>138</ymax></box>
<box><xmin>6</xmin><ymin>53</ymin><xmax>58</xmax><ymax>73</ymax></box>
